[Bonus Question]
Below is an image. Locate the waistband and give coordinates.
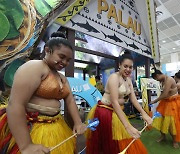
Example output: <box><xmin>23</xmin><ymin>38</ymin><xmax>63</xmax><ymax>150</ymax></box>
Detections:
<box><xmin>97</xmin><ymin>101</ymin><xmax>124</xmax><ymax>110</ymax></box>
<box><xmin>26</xmin><ymin>111</ymin><xmax>60</xmax><ymax>123</ymax></box>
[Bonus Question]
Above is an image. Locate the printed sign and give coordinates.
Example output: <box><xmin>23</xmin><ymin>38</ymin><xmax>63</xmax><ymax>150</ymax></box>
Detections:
<box><xmin>57</xmin><ymin>0</ymin><xmax>152</xmax><ymax>58</ymax></box>
<box><xmin>67</xmin><ymin>77</ymin><xmax>102</xmax><ymax>107</ymax></box>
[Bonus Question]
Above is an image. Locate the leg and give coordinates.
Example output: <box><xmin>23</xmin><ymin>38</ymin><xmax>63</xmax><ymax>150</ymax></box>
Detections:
<box><xmin>156</xmin><ymin>132</ymin><xmax>166</xmax><ymax>142</ymax></box>
<box><xmin>172</xmin><ymin>135</ymin><xmax>179</xmax><ymax>149</ymax></box>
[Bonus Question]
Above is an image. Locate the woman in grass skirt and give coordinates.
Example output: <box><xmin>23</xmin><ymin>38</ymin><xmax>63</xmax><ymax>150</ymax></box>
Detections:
<box><xmin>151</xmin><ymin>69</ymin><xmax>180</xmax><ymax>148</ymax></box>
<box><xmin>85</xmin><ymin>51</ymin><xmax>153</xmax><ymax>154</ymax></box>
<box><xmin>0</xmin><ymin>32</ymin><xmax>86</xmax><ymax>154</ymax></box>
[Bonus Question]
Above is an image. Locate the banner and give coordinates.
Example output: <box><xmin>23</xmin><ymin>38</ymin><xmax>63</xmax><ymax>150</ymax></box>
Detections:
<box><xmin>67</xmin><ymin>77</ymin><xmax>102</xmax><ymax>107</ymax></box>
<box><xmin>140</xmin><ymin>78</ymin><xmax>160</xmax><ymax>113</ymax></box>
<box><xmin>57</xmin><ymin>0</ymin><xmax>153</xmax><ymax>58</ymax></box>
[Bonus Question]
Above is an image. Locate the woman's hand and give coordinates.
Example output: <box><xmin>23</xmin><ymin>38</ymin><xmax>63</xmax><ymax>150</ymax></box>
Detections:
<box><xmin>150</xmin><ymin>100</ymin><xmax>156</xmax><ymax>105</ymax></box>
<box><xmin>21</xmin><ymin>144</ymin><xmax>50</xmax><ymax>154</ymax></box>
<box><xmin>73</xmin><ymin>123</ymin><xmax>87</xmax><ymax>135</ymax></box>
<box><xmin>142</xmin><ymin>113</ymin><xmax>153</xmax><ymax>125</ymax></box>
<box><xmin>126</xmin><ymin>125</ymin><xmax>141</xmax><ymax>139</ymax></box>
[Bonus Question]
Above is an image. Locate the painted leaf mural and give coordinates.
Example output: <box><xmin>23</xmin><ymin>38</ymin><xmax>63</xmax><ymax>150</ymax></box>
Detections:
<box><xmin>0</xmin><ymin>0</ymin><xmax>69</xmax><ymax>71</ymax></box>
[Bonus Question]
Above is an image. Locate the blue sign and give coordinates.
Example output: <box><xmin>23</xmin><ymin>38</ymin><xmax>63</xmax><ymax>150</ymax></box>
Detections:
<box><xmin>67</xmin><ymin>77</ymin><xmax>102</xmax><ymax>107</ymax></box>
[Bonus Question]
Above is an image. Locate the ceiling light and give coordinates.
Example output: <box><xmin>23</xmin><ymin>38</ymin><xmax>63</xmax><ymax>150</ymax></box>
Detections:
<box><xmin>162</xmin><ymin>40</ymin><xmax>166</xmax><ymax>43</ymax></box>
<box><xmin>173</xmin><ymin>48</ymin><xmax>176</xmax><ymax>50</ymax></box>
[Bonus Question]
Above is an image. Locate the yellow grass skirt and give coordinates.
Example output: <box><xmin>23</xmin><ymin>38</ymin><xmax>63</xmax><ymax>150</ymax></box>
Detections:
<box><xmin>0</xmin><ymin>110</ymin><xmax>76</xmax><ymax>154</ymax></box>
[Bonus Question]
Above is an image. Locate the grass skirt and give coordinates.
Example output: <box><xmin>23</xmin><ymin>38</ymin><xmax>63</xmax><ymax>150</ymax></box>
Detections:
<box><xmin>0</xmin><ymin>107</ymin><xmax>76</xmax><ymax>154</ymax></box>
<box><xmin>85</xmin><ymin>101</ymin><xmax>148</xmax><ymax>154</ymax></box>
<box><xmin>152</xmin><ymin>95</ymin><xmax>180</xmax><ymax>142</ymax></box>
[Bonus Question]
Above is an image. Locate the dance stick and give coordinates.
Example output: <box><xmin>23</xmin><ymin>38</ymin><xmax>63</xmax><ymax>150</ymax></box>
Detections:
<box><xmin>50</xmin><ymin>133</ymin><xmax>77</xmax><ymax>151</ymax></box>
<box><xmin>118</xmin><ymin>112</ymin><xmax>162</xmax><ymax>154</ymax></box>
<box><xmin>118</xmin><ymin>123</ymin><xmax>148</xmax><ymax>154</ymax></box>
<box><xmin>50</xmin><ymin>118</ymin><xmax>99</xmax><ymax>152</ymax></box>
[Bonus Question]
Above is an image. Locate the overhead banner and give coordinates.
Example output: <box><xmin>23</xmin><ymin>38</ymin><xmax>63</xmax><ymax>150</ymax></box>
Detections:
<box><xmin>57</xmin><ymin>0</ymin><xmax>91</xmax><ymax>25</ymax></box>
<box><xmin>56</xmin><ymin>0</ymin><xmax>153</xmax><ymax>58</ymax></box>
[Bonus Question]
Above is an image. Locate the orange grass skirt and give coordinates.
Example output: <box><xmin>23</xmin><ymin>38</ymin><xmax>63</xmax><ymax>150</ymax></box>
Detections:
<box><xmin>152</xmin><ymin>95</ymin><xmax>180</xmax><ymax>142</ymax></box>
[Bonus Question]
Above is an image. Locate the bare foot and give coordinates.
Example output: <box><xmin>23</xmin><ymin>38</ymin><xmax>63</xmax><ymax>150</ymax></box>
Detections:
<box><xmin>173</xmin><ymin>142</ymin><xmax>179</xmax><ymax>149</ymax></box>
<box><xmin>156</xmin><ymin>136</ymin><xmax>166</xmax><ymax>142</ymax></box>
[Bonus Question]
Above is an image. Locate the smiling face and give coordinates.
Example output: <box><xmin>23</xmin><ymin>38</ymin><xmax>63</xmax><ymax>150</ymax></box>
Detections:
<box><xmin>45</xmin><ymin>45</ymin><xmax>72</xmax><ymax>71</ymax></box>
<box><xmin>119</xmin><ymin>59</ymin><xmax>133</xmax><ymax>78</ymax></box>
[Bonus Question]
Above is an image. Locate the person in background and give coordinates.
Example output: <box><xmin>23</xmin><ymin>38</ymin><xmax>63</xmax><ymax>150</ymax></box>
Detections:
<box><xmin>174</xmin><ymin>70</ymin><xmax>180</xmax><ymax>94</ymax></box>
<box><xmin>85</xmin><ymin>51</ymin><xmax>152</xmax><ymax>154</ymax></box>
<box><xmin>150</xmin><ymin>69</ymin><xmax>180</xmax><ymax>148</ymax></box>
<box><xmin>95</xmin><ymin>75</ymin><xmax>105</xmax><ymax>95</ymax></box>
<box><xmin>0</xmin><ymin>32</ymin><xmax>86</xmax><ymax>154</ymax></box>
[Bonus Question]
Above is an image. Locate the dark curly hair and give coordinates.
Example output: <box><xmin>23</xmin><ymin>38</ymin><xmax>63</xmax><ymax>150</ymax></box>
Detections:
<box><xmin>119</xmin><ymin>50</ymin><xmax>134</xmax><ymax>64</ymax></box>
<box><xmin>151</xmin><ymin>68</ymin><xmax>162</xmax><ymax>79</ymax></box>
<box><xmin>45</xmin><ymin>31</ymin><xmax>73</xmax><ymax>54</ymax></box>
<box><xmin>175</xmin><ymin>70</ymin><xmax>180</xmax><ymax>79</ymax></box>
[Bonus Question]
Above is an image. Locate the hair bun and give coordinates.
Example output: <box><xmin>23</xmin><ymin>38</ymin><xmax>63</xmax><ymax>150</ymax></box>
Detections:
<box><xmin>50</xmin><ymin>32</ymin><xmax>66</xmax><ymax>39</ymax></box>
<box><xmin>124</xmin><ymin>50</ymin><xmax>131</xmax><ymax>55</ymax></box>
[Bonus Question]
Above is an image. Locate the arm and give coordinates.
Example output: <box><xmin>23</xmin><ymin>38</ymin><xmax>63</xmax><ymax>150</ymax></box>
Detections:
<box><xmin>6</xmin><ymin>61</ymin><xmax>49</xmax><ymax>153</ymax></box>
<box><xmin>151</xmin><ymin>77</ymin><xmax>172</xmax><ymax>104</ymax></box>
<box><xmin>63</xmin><ymin>78</ymin><xmax>86</xmax><ymax>134</ymax></box>
<box><xmin>128</xmin><ymin>79</ymin><xmax>146</xmax><ymax>114</ymax></box>
<box><xmin>128</xmin><ymin>79</ymin><xmax>152</xmax><ymax>125</ymax></box>
<box><xmin>108</xmin><ymin>74</ymin><xmax>140</xmax><ymax>139</ymax></box>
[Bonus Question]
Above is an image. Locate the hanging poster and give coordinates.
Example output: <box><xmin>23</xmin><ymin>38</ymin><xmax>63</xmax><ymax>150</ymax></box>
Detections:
<box><xmin>57</xmin><ymin>0</ymin><xmax>154</xmax><ymax>58</ymax></box>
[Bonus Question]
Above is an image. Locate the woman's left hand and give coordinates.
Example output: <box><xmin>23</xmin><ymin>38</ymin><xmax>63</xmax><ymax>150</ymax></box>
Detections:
<box><xmin>73</xmin><ymin>123</ymin><xmax>87</xmax><ymax>135</ymax></box>
<box><xmin>142</xmin><ymin>113</ymin><xmax>153</xmax><ymax>125</ymax></box>
<box><xmin>150</xmin><ymin>100</ymin><xmax>156</xmax><ymax>105</ymax></box>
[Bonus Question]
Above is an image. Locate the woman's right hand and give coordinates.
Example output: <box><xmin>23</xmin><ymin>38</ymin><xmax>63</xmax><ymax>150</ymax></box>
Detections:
<box><xmin>21</xmin><ymin>144</ymin><xmax>50</xmax><ymax>154</ymax></box>
<box><xmin>125</xmin><ymin>125</ymin><xmax>141</xmax><ymax>139</ymax></box>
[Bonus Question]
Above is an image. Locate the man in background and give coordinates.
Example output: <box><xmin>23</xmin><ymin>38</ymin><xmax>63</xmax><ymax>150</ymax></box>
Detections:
<box><xmin>95</xmin><ymin>75</ymin><xmax>105</xmax><ymax>95</ymax></box>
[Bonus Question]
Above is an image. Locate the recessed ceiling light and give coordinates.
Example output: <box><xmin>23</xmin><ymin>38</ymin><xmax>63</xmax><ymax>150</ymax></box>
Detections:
<box><xmin>173</xmin><ymin>48</ymin><xmax>176</xmax><ymax>50</ymax></box>
<box><xmin>162</xmin><ymin>40</ymin><xmax>166</xmax><ymax>43</ymax></box>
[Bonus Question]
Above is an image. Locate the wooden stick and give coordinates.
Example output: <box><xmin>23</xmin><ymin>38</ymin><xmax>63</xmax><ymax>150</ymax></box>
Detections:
<box><xmin>50</xmin><ymin>133</ymin><xmax>77</xmax><ymax>152</ymax></box>
<box><xmin>118</xmin><ymin>124</ymin><xmax>148</xmax><ymax>154</ymax></box>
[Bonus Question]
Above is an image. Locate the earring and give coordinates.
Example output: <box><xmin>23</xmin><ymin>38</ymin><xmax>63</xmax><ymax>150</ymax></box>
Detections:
<box><xmin>54</xmin><ymin>61</ymin><xmax>58</xmax><ymax>64</ymax></box>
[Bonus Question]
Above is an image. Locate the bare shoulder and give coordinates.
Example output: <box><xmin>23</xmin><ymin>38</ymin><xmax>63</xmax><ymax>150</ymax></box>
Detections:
<box><xmin>167</xmin><ymin>76</ymin><xmax>176</xmax><ymax>84</ymax></box>
<box><xmin>106</xmin><ymin>73</ymin><xmax>119</xmax><ymax>87</ymax></box>
<box><xmin>17</xmin><ymin>60</ymin><xmax>43</xmax><ymax>71</ymax></box>
<box><xmin>108</xmin><ymin>72</ymin><xmax>119</xmax><ymax>80</ymax></box>
<box><xmin>15</xmin><ymin>60</ymin><xmax>47</xmax><ymax>80</ymax></box>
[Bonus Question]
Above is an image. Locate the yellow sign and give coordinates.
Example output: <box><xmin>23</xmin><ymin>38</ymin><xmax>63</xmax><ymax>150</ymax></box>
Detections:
<box><xmin>140</xmin><ymin>78</ymin><xmax>149</xmax><ymax>113</ymax></box>
<box><xmin>89</xmin><ymin>76</ymin><xmax>96</xmax><ymax>86</ymax></box>
<box><xmin>146</xmin><ymin>0</ymin><xmax>156</xmax><ymax>58</ymax></box>
<box><xmin>98</xmin><ymin>0</ymin><xmax>141</xmax><ymax>35</ymax></box>
<box><xmin>56</xmin><ymin>0</ymin><xmax>91</xmax><ymax>25</ymax></box>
